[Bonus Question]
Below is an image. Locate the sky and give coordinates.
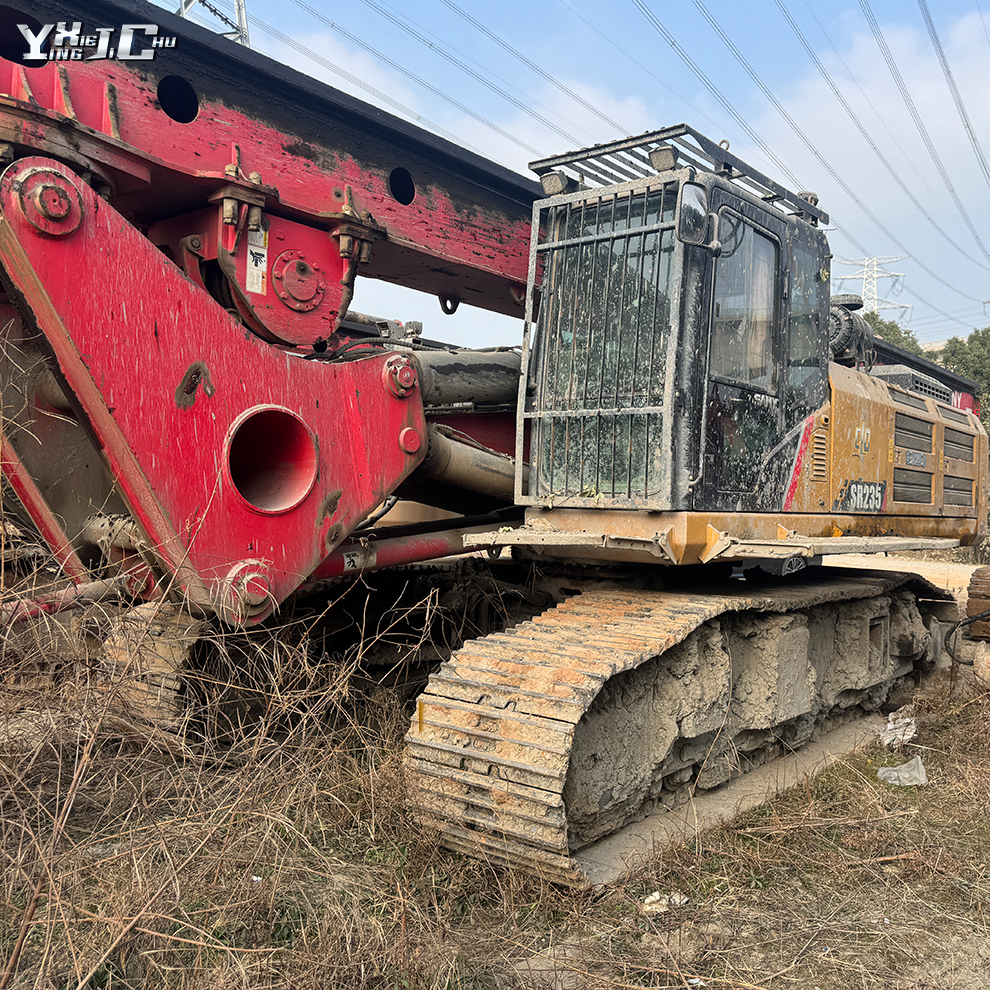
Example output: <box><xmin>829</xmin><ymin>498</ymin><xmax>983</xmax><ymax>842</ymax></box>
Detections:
<box><xmin>154</xmin><ymin>0</ymin><xmax>990</xmax><ymax>349</ymax></box>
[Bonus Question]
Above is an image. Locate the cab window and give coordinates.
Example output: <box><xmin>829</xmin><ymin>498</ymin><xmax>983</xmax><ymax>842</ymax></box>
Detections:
<box><xmin>786</xmin><ymin>240</ymin><xmax>828</xmax><ymax>419</ymax></box>
<box><xmin>709</xmin><ymin>212</ymin><xmax>778</xmax><ymax>392</ymax></box>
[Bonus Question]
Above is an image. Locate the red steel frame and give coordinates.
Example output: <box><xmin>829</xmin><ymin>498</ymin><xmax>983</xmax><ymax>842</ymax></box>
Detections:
<box><xmin>0</xmin><ymin>4</ymin><xmax>540</xmax><ymax>624</ymax></box>
<box><xmin>0</xmin><ymin>158</ymin><xmax>430</xmax><ymax>622</ymax></box>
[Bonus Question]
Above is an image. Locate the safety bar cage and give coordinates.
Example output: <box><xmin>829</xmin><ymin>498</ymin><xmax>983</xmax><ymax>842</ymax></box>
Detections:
<box><xmin>529</xmin><ymin>123</ymin><xmax>829</xmax><ymax>225</ymax></box>
<box><xmin>518</xmin><ymin>180</ymin><xmax>680</xmax><ymax>509</ymax></box>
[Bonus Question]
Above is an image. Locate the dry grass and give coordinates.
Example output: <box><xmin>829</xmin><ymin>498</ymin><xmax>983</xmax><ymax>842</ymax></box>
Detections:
<box><xmin>1</xmin><ymin>577</ymin><xmax>989</xmax><ymax>989</ymax></box>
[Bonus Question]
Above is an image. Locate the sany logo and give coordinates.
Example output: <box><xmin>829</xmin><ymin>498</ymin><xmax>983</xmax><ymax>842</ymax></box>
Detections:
<box><xmin>17</xmin><ymin>22</ymin><xmax>177</xmax><ymax>61</ymax></box>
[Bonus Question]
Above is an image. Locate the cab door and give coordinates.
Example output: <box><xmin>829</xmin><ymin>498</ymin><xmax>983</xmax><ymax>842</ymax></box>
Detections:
<box><xmin>700</xmin><ymin>199</ymin><xmax>786</xmax><ymax>510</ymax></box>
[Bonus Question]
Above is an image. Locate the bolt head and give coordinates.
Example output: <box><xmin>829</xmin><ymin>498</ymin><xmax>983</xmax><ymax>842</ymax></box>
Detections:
<box><xmin>221</xmin><ymin>563</ymin><xmax>274</xmax><ymax>624</ymax></box>
<box><xmin>398</xmin><ymin>427</ymin><xmax>422</xmax><ymax>454</ymax></box>
<box><xmin>383</xmin><ymin>355</ymin><xmax>418</xmax><ymax>397</ymax></box>
<box><xmin>17</xmin><ymin>167</ymin><xmax>83</xmax><ymax>236</ymax></box>
<box><xmin>35</xmin><ymin>184</ymin><xmax>70</xmax><ymax>219</ymax></box>
<box><xmin>238</xmin><ymin>572</ymin><xmax>270</xmax><ymax>606</ymax></box>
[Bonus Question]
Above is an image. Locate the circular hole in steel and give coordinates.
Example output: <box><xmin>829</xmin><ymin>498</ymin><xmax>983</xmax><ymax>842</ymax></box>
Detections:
<box><xmin>388</xmin><ymin>167</ymin><xmax>416</xmax><ymax>206</ymax></box>
<box><xmin>157</xmin><ymin>75</ymin><xmax>199</xmax><ymax>123</ymax></box>
<box><xmin>227</xmin><ymin>408</ymin><xmax>317</xmax><ymax>513</ymax></box>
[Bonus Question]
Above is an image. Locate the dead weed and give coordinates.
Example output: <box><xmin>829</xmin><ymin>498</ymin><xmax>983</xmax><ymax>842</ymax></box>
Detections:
<box><xmin>1</xmin><ymin>601</ymin><xmax>989</xmax><ymax>989</ymax></box>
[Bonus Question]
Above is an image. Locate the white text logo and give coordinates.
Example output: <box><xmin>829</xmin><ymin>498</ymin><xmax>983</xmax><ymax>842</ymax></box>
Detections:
<box><xmin>17</xmin><ymin>22</ymin><xmax>176</xmax><ymax>61</ymax></box>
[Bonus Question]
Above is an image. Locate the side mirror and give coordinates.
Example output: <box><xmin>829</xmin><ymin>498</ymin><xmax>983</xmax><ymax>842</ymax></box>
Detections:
<box><xmin>676</xmin><ymin>182</ymin><xmax>721</xmax><ymax>257</ymax></box>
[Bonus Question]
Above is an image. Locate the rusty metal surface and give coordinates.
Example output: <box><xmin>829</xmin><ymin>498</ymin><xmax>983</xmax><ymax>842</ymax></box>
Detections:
<box><xmin>966</xmin><ymin>566</ymin><xmax>990</xmax><ymax>640</ymax></box>
<box><xmin>405</xmin><ymin>573</ymin><xmax>942</xmax><ymax>885</ymax></box>
<box><xmin>0</xmin><ymin>157</ymin><xmax>428</xmax><ymax>622</ymax></box>
<box><xmin>486</xmin><ymin>507</ymin><xmax>983</xmax><ymax>568</ymax></box>
<box><xmin>1</xmin><ymin>0</ymin><xmax>539</xmax><ymax>322</ymax></box>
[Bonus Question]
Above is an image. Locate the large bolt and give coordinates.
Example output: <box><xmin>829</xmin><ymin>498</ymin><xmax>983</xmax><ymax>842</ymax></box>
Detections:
<box><xmin>17</xmin><ymin>167</ymin><xmax>83</xmax><ymax>236</ymax></box>
<box><xmin>223</xmin><ymin>563</ymin><xmax>273</xmax><ymax>624</ymax></box>
<box><xmin>395</xmin><ymin>364</ymin><xmax>417</xmax><ymax>390</ymax></box>
<box><xmin>236</xmin><ymin>572</ymin><xmax>270</xmax><ymax>608</ymax></box>
<box><xmin>398</xmin><ymin>427</ymin><xmax>422</xmax><ymax>454</ymax></box>
<box><xmin>34</xmin><ymin>184</ymin><xmax>70</xmax><ymax>220</ymax></box>
<box><xmin>122</xmin><ymin>567</ymin><xmax>156</xmax><ymax>599</ymax></box>
<box><xmin>383</xmin><ymin>354</ymin><xmax>419</xmax><ymax>398</ymax></box>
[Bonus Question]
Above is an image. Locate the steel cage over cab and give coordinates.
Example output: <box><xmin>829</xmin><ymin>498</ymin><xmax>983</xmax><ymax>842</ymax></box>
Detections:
<box><xmin>517</xmin><ymin>146</ymin><xmax>832</xmax><ymax>515</ymax></box>
<box><xmin>518</xmin><ymin>173</ymin><xmax>685</xmax><ymax>509</ymax></box>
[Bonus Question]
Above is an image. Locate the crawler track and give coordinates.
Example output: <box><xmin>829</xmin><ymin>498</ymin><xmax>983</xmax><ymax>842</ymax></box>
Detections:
<box><xmin>405</xmin><ymin>571</ymin><xmax>951</xmax><ymax>885</ymax></box>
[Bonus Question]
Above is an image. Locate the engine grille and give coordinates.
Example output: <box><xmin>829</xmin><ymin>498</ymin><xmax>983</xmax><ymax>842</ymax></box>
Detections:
<box><xmin>944</xmin><ymin>475</ymin><xmax>974</xmax><ymax>506</ymax></box>
<box><xmin>892</xmin><ymin>467</ymin><xmax>933</xmax><ymax>504</ymax></box>
<box><xmin>894</xmin><ymin>412</ymin><xmax>933</xmax><ymax>452</ymax></box>
<box><xmin>944</xmin><ymin>427</ymin><xmax>975</xmax><ymax>462</ymax></box>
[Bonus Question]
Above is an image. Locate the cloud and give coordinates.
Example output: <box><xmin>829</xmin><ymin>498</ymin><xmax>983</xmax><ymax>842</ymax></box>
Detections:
<box><xmin>731</xmin><ymin>11</ymin><xmax>990</xmax><ymax>336</ymax></box>
<box><xmin>439</xmin><ymin>76</ymin><xmax>655</xmax><ymax>175</ymax></box>
<box><xmin>254</xmin><ymin>29</ymin><xmax>423</xmax><ymax>123</ymax></box>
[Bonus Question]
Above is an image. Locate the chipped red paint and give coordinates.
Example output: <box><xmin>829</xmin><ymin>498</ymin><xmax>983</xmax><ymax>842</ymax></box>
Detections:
<box><xmin>0</xmin><ymin>158</ymin><xmax>427</xmax><ymax>622</ymax></box>
<box><xmin>0</xmin><ymin>55</ymin><xmax>534</xmax><ymax>323</ymax></box>
<box><xmin>783</xmin><ymin>416</ymin><xmax>815</xmax><ymax>512</ymax></box>
<box><xmin>0</xmin><ymin>15</ymin><xmax>542</xmax><ymax>625</ymax></box>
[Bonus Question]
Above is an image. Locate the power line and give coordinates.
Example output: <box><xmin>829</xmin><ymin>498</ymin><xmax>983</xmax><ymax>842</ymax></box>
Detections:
<box><xmin>630</xmin><ymin>1</ymin><xmax>798</xmax><ymax>188</ymax></box>
<box><xmin>890</xmin><ymin>283</ymin><xmax>981</xmax><ymax>330</ymax></box>
<box><xmin>362</xmin><ymin>0</ymin><xmax>601</xmax><ymax>145</ymax></box>
<box><xmin>907</xmin><ymin>307</ymin><xmax>990</xmax><ymax>332</ymax></box>
<box><xmin>206</xmin><ymin>0</ymin><xmax>480</xmax><ymax>152</ymax></box>
<box><xmin>438</xmin><ymin>0</ymin><xmax>630</xmax><ymax>137</ymax></box>
<box><xmin>977</xmin><ymin>0</ymin><xmax>990</xmax><ymax>55</ymax></box>
<box><xmin>352</xmin><ymin>0</ymin><xmax>583</xmax><ymax>148</ymax></box>
<box><xmin>775</xmin><ymin>0</ymin><xmax>989</xmax><ymax>273</ymax></box>
<box><xmin>555</xmin><ymin>0</ymin><xmax>727</xmax><ymax>137</ymax></box>
<box><xmin>687</xmin><ymin>0</ymin><xmax>985</xmax><ymax>304</ymax></box>
<box><xmin>798</xmin><ymin>0</ymin><xmax>947</xmax><ymax>207</ymax></box>
<box><xmin>910</xmin><ymin>303</ymin><xmax>988</xmax><ymax>324</ymax></box>
<box><xmin>282</xmin><ymin>0</ymin><xmax>545</xmax><ymax>157</ymax></box>
<box><xmin>630</xmin><ymin>0</ymin><xmax>889</xmax><ymax>262</ymax></box>
<box><xmin>858</xmin><ymin>0</ymin><xmax>990</xmax><ymax>265</ymax></box>
<box><xmin>917</xmin><ymin>0</ymin><xmax>990</xmax><ymax>193</ymax></box>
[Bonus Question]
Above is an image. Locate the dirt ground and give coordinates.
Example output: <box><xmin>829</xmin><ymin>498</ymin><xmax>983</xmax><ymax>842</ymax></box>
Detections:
<box><xmin>1</xmin><ymin>552</ymin><xmax>988</xmax><ymax>989</ymax></box>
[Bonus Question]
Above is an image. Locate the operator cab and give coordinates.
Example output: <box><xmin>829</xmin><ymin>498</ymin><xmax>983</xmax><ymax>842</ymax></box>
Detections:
<box><xmin>521</xmin><ymin>124</ymin><xmax>831</xmax><ymax>515</ymax></box>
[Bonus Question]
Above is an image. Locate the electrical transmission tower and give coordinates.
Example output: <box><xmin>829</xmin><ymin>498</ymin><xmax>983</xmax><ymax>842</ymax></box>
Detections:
<box><xmin>833</xmin><ymin>256</ymin><xmax>912</xmax><ymax>321</ymax></box>
<box><xmin>176</xmin><ymin>0</ymin><xmax>250</xmax><ymax>47</ymax></box>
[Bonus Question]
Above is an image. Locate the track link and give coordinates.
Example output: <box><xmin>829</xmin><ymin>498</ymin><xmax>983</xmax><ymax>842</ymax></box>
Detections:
<box><xmin>405</xmin><ymin>571</ymin><xmax>951</xmax><ymax>885</ymax></box>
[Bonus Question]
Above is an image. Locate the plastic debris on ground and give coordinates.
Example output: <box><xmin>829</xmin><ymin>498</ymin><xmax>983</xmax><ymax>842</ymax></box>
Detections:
<box><xmin>642</xmin><ymin>890</ymin><xmax>689</xmax><ymax>914</ymax></box>
<box><xmin>875</xmin><ymin>708</ymin><xmax>917</xmax><ymax>749</ymax></box>
<box><xmin>877</xmin><ymin>754</ymin><xmax>928</xmax><ymax>786</ymax></box>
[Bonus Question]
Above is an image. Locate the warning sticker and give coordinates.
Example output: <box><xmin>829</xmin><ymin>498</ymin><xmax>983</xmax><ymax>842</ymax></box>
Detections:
<box><xmin>342</xmin><ymin>548</ymin><xmax>375</xmax><ymax>571</ymax></box>
<box><xmin>246</xmin><ymin>228</ymin><xmax>267</xmax><ymax>294</ymax></box>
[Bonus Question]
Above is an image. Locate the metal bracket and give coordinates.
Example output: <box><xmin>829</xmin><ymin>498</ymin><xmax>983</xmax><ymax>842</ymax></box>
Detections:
<box><xmin>464</xmin><ymin>525</ymin><xmax>679</xmax><ymax>563</ymax></box>
<box><xmin>701</xmin><ymin>523</ymin><xmax>960</xmax><ymax>563</ymax></box>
